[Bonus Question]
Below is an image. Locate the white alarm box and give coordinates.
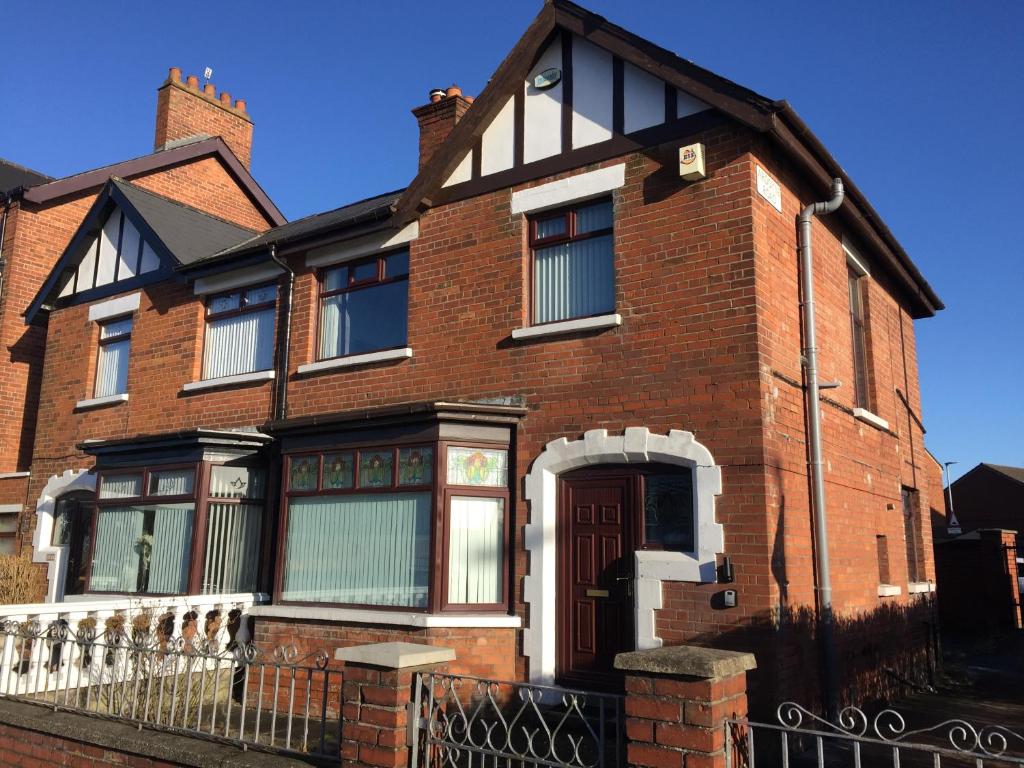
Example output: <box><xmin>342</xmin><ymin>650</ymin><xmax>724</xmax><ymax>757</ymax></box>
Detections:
<box><xmin>678</xmin><ymin>143</ymin><xmax>706</xmax><ymax>181</ymax></box>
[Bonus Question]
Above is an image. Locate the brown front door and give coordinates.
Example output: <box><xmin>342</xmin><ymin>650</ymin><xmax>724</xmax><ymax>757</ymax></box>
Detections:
<box><xmin>558</xmin><ymin>474</ymin><xmax>637</xmax><ymax>689</ymax></box>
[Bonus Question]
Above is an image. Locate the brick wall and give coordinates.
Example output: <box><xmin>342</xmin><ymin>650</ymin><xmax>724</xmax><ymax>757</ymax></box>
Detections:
<box><xmin>155</xmin><ymin>73</ymin><xmax>254</xmax><ymax>170</ymax></box>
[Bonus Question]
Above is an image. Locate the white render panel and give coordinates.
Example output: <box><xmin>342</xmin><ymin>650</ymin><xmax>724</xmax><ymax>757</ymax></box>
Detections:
<box><xmin>117</xmin><ymin>216</ymin><xmax>141</xmax><ymax>279</ymax></box>
<box><xmin>510</xmin><ymin>163</ymin><xmax>626</xmax><ymax>215</ymax></box>
<box><xmin>524</xmin><ymin>35</ymin><xmax>563</xmax><ymax>164</ymax></box>
<box><xmin>623</xmin><ymin>62</ymin><xmax>665</xmax><ymax>134</ymax></box>
<box><xmin>139</xmin><ymin>241</ymin><xmax>160</xmax><ymax>274</ymax></box>
<box><xmin>88</xmin><ymin>292</ymin><xmax>141</xmax><ymax>322</ymax></box>
<box><xmin>481</xmin><ymin>96</ymin><xmax>515</xmax><ymax>176</ymax></box>
<box><xmin>76</xmin><ymin>238</ymin><xmax>98</xmax><ymax>292</ymax></box>
<box><xmin>306</xmin><ymin>221</ymin><xmax>419</xmax><ymax>269</ymax></box>
<box><xmin>572</xmin><ymin>37</ymin><xmax>613</xmax><ymax>149</ymax></box>
<box><xmin>58</xmin><ymin>275</ymin><xmax>74</xmax><ymax>298</ymax></box>
<box><xmin>442</xmin><ymin>150</ymin><xmax>473</xmax><ymax>188</ymax></box>
<box><xmin>95</xmin><ymin>212</ymin><xmax>120</xmax><ymax>287</ymax></box>
<box><xmin>193</xmin><ymin>263</ymin><xmax>285</xmax><ymax>295</ymax></box>
<box><xmin>676</xmin><ymin>89</ymin><xmax>710</xmax><ymax>119</ymax></box>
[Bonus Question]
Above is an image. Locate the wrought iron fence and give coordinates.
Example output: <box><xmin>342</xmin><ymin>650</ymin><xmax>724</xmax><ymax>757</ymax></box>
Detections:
<box><xmin>412</xmin><ymin>672</ymin><xmax>625</xmax><ymax>768</ymax></box>
<box><xmin>0</xmin><ymin>617</ymin><xmax>341</xmax><ymax>761</ymax></box>
<box><xmin>727</xmin><ymin>702</ymin><xmax>1024</xmax><ymax>767</ymax></box>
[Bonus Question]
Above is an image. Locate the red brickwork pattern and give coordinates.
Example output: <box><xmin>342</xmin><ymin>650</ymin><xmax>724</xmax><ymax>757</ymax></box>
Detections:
<box><xmin>0</xmin><ymin>721</ymin><xmax>179</xmax><ymax>767</ymax></box>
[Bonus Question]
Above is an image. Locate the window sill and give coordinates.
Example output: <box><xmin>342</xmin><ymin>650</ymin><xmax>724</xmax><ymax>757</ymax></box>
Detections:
<box><xmin>511</xmin><ymin>313</ymin><xmax>622</xmax><ymax>341</ymax></box>
<box><xmin>0</xmin><ymin>472</ymin><xmax>29</xmax><ymax>480</ymax></box>
<box><xmin>182</xmin><ymin>369</ymin><xmax>275</xmax><ymax>393</ymax></box>
<box><xmin>908</xmin><ymin>581</ymin><xmax>936</xmax><ymax>594</ymax></box>
<box><xmin>75</xmin><ymin>393</ymin><xmax>129</xmax><ymax>411</ymax></box>
<box><xmin>877</xmin><ymin>584</ymin><xmax>902</xmax><ymax>597</ymax></box>
<box><xmin>296</xmin><ymin>347</ymin><xmax>413</xmax><ymax>375</ymax></box>
<box><xmin>853</xmin><ymin>408</ymin><xmax>889</xmax><ymax>431</ymax></box>
<box><xmin>248</xmin><ymin>604</ymin><xmax>522</xmax><ymax>628</ymax></box>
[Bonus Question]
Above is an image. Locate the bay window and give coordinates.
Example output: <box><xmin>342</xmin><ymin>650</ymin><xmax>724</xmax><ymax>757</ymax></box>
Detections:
<box><xmin>530</xmin><ymin>199</ymin><xmax>614</xmax><ymax>325</ymax></box>
<box><xmin>94</xmin><ymin>316</ymin><xmax>132</xmax><ymax>397</ymax></box>
<box><xmin>278</xmin><ymin>442</ymin><xmax>510</xmax><ymax>613</ymax></box>
<box><xmin>318</xmin><ymin>249</ymin><xmax>409</xmax><ymax>360</ymax></box>
<box><xmin>88</xmin><ymin>462</ymin><xmax>266</xmax><ymax>596</ymax></box>
<box><xmin>203</xmin><ymin>283</ymin><xmax>277</xmax><ymax>379</ymax></box>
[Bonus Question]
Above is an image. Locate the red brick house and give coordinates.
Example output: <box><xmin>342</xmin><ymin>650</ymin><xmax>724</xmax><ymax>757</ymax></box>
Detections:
<box><xmin>10</xmin><ymin>0</ymin><xmax>944</xmax><ymax>711</ymax></box>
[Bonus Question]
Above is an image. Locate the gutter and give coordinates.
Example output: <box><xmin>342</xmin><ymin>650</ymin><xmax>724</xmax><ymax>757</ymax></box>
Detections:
<box><xmin>768</xmin><ymin>103</ymin><xmax>943</xmax><ymax>317</ymax></box>
<box><xmin>799</xmin><ymin>177</ymin><xmax>844</xmax><ymax>716</ymax></box>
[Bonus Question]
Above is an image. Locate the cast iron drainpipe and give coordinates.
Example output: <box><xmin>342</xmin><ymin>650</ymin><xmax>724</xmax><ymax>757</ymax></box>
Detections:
<box><xmin>798</xmin><ymin>177</ymin><xmax>844</xmax><ymax>715</ymax></box>
<box><xmin>268</xmin><ymin>243</ymin><xmax>294</xmax><ymax>422</ymax></box>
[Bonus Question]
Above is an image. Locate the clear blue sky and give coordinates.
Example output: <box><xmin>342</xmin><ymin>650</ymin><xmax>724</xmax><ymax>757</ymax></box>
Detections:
<box><xmin>2</xmin><ymin>1</ymin><xmax>1021</xmax><ymax>482</ymax></box>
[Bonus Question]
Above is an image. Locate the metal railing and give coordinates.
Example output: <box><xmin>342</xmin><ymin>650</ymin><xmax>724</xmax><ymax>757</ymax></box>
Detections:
<box><xmin>0</xmin><ymin>617</ymin><xmax>341</xmax><ymax>761</ymax></box>
<box><xmin>412</xmin><ymin>672</ymin><xmax>625</xmax><ymax>768</ymax></box>
<box><xmin>726</xmin><ymin>702</ymin><xmax>1024</xmax><ymax>767</ymax></box>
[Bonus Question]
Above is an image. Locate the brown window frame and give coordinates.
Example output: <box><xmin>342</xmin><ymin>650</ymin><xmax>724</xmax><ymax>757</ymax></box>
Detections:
<box><xmin>93</xmin><ymin>314</ymin><xmax>133</xmax><ymax>398</ymax></box>
<box><xmin>86</xmin><ymin>461</ymin><xmax>268</xmax><ymax>597</ymax></box>
<box><xmin>527</xmin><ymin>198</ymin><xmax>614</xmax><ymax>327</ymax></box>
<box><xmin>315</xmin><ymin>249</ymin><xmax>410</xmax><ymax>363</ymax></box>
<box><xmin>275</xmin><ymin>439</ymin><xmax>512</xmax><ymax>615</ymax></box>
<box><xmin>201</xmin><ymin>282</ymin><xmax>279</xmax><ymax>379</ymax></box>
<box><xmin>0</xmin><ymin>511</ymin><xmax>17</xmax><ymax>557</ymax></box>
<box><xmin>848</xmin><ymin>266</ymin><xmax>871</xmax><ymax>410</ymax></box>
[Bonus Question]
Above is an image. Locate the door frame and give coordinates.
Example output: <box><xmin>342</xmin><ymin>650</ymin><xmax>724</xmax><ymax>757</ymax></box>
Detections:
<box><xmin>556</xmin><ymin>467</ymin><xmax>645</xmax><ymax>688</ymax></box>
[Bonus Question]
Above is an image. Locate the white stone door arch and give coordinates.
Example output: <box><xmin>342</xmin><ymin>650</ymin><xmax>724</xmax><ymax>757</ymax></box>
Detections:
<box><xmin>522</xmin><ymin>427</ymin><xmax>724</xmax><ymax>684</ymax></box>
<box><xmin>32</xmin><ymin>469</ymin><xmax>96</xmax><ymax>603</ymax></box>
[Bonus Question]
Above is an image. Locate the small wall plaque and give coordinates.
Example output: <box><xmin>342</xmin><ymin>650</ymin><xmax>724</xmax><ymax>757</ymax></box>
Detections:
<box><xmin>533</xmin><ymin>68</ymin><xmax>562</xmax><ymax>90</ymax></box>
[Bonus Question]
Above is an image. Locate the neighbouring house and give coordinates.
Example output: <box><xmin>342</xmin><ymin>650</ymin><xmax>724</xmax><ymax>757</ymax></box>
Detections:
<box><xmin>0</xmin><ymin>67</ymin><xmax>284</xmax><ymax>590</ymax></box>
<box><xmin>8</xmin><ymin>0</ymin><xmax>944</xmax><ymax>714</ymax></box>
<box><xmin>932</xmin><ymin>463</ymin><xmax>1024</xmax><ymax>634</ymax></box>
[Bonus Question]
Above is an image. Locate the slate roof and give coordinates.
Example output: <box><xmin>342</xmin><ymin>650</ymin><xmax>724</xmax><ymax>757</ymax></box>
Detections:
<box><xmin>111</xmin><ymin>179</ymin><xmax>257</xmax><ymax>265</ymax></box>
<box><xmin>982</xmin><ymin>464</ymin><xmax>1024</xmax><ymax>485</ymax></box>
<box><xmin>200</xmin><ymin>188</ymin><xmax>404</xmax><ymax>265</ymax></box>
<box><xmin>0</xmin><ymin>158</ymin><xmax>51</xmax><ymax>196</ymax></box>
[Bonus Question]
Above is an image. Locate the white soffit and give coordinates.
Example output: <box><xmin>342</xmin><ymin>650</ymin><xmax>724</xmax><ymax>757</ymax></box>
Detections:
<box><xmin>193</xmin><ymin>263</ymin><xmax>285</xmax><ymax>296</ymax></box>
<box><xmin>510</xmin><ymin>164</ymin><xmax>626</xmax><ymax>215</ymax></box>
<box><xmin>306</xmin><ymin>221</ymin><xmax>419</xmax><ymax>269</ymax></box>
<box><xmin>87</xmin><ymin>292</ymin><xmax>141</xmax><ymax>323</ymax></box>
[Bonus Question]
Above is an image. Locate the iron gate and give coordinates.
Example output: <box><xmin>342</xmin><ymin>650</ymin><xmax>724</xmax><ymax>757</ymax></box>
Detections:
<box><xmin>411</xmin><ymin>672</ymin><xmax>625</xmax><ymax>768</ymax></box>
<box><xmin>726</xmin><ymin>702</ymin><xmax>1024</xmax><ymax>767</ymax></box>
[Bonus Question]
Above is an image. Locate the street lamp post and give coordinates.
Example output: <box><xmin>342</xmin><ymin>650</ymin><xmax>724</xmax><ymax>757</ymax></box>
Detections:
<box><xmin>944</xmin><ymin>461</ymin><xmax>962</xmax><ymax>536</ymax></box>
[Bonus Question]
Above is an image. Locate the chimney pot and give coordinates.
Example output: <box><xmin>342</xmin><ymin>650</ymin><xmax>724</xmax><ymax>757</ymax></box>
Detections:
<box><xmin>168</xmin><ymin>67</ymin><xmax>182</xmax><ymax>83</ymax></box>
<box><xmin>204</xmin><ymin>83</ymin><xmax>216</xmax><ymax>97</ymax></box>
<box><xmin>220</xmin><ymin>92</ymin><xmax>231</xmax><ymax>105</ymax></box>
<box><xmin>429</xmin><ymin>88</ymin><xmax>446</xmax><ymax>103</ymax></box>
<box><xmin>445</xmin><ymin>85</ymin><xmax>463</xmax><ymax>99</ymax></box>
<box><xmin>234</xmin><ymin>99</ymin><xmax>246</xmax><ymax>112</ymax></box>
<box><xmin>186</xmin><ymin>74</ymin><xmax>199</xmax><ymax>89</ymax></box>
<box><xmin>465</xmin><ymin>96</ymin><xmax>475</xmax><ymax>104</ymax></box>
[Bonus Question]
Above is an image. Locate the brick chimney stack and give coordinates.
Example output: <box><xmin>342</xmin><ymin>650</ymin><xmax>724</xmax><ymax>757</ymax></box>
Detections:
<box><xmin>154</xmin><ymin>67</ymin><xmax>254</xmax><ymax>169</ymax></box>
<box><xmin>412</xmin><ymin>85</ymin><xmax>474</xmax><ymax>170</ymax></box>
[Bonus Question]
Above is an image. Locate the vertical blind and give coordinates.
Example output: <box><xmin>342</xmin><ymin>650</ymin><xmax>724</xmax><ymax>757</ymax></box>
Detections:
<box><xmin>282</xmin><ymin>493</ymin><xmax>430</xmax><ymax>607</ymax></box>
<box><xmin>90</xmin><ymin>505</ymin><xmax>194</xmax><ymax>594</ymax></box>
<box><xmin>202</xmin><ymin>503</ymin><xmax>262</xmax><ymax>593</ymax></box>
<box><xmin>204</xmin><ymin>308</ymin><xmax>275</xmax><ymax>379</ymax></box>
<box><xmin>95</xmin><ymin>319</ymin><xmax>133</xmax><ymax>397</ymax></box>
<box><xmin>447</xmin><ymin>496</ymin><xmax>504</xmax><ymax>604</ymax></box>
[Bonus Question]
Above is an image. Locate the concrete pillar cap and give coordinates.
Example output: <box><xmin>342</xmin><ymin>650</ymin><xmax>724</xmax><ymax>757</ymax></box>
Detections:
<box><xmin>334</xmin><ymin>641</ymin><xmax>455</xmax><ymax>669</ymax></box>
<box><xmin>614</xmin><ymin>645</ymin><xmax>756</xmax><ymax>679</ymax></box>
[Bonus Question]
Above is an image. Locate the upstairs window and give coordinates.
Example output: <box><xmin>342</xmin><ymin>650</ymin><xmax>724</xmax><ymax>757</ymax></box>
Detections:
<box><xmin>529</xmin><ymin>199</ymin><xmax>614</xmax><ymax>325</ymax></box>
<box><xmin>94</xmin><ymin>316</ymin><xmax>132</xmax><ymax>397</ymax></box>
<box><xmin>203</xmin><ymin>283</ymin><xmax>277</xmax><ymax>379</ymax></box>
<box><xmin>318</xmin><ymin>250</ymin><xmax>409</xmax><ymax>360</ymax></box>
<box><xmin>0</xmin><ymin>510</ymin><xmax>16</xmax><ymax>556</ymax></box>
<box><xmin>848</xmin><ymin>266</ymin><xmax>870</xmax><ymax>409</ymax></box>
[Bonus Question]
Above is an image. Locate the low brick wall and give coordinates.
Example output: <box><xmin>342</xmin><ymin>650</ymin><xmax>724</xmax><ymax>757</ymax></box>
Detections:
<box><xmin>253</xmin><ymin>617</ymin><xmax>517</xmax><ymax>681</ymax></box>
<box><xmin>0</xmin><ymin>698</ymin><xmax>317</xmax><ymax>767</ymax></box>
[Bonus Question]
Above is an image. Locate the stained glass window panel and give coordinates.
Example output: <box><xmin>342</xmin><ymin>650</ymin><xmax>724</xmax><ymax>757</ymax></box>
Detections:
<box><xmin>398</xmin><ymin>447</ymin><xmax>433</xmax><ymax>486</ymax></box>
<box><xmin>446</xmin><ymin>448</ymin><xmax>508</xmax><ymax>487</ymax></box>
<box><xmin>289</xmin><ymin>456</ymin><xmax>319</xmax><ymax>492</ymax></box>
<box><xmin>210</xmin><ymin>466</ymin><xmax>266</xmax><ymax>499</ymax></box>
<box><xmin>322</xmin><ymin>453</ymin><xmax>355</xmax><ymax>490</ymax></box>
<box><xmin>644</xmin><ymin>472</ymin><xmax>694</xmax><ymax>552</ymax></box>
<box><xmin>358</xmin><ymin>451</ymin><xmax>393</xmax><ymax>488</ymax></box>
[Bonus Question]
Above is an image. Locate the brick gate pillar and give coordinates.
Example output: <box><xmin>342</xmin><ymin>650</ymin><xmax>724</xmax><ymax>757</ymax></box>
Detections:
<box><xmin>335</xmin><ymin>642</ymin><xmax>455</xmax><ymax>768</ymax></box>
<box><xmin>615</xmin><ymin>646</ymin><xmax>756</xmax><ymax>768</ymax></box>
